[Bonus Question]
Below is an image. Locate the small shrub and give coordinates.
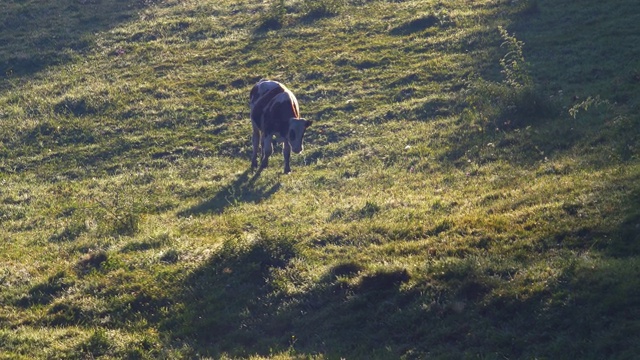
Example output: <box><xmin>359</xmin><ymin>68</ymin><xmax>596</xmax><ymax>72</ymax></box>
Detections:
<box><xmin>358</xmin><ymin>201</ymin><xmax>381</xmax><ymax>218</ymax></box>
<box><xmin>160</xmin><ymin>249</ymin><xmax>180</xmax><ymax>263</ymax></box>
<box><xmin>498</xmin><ymin>26</ymin><xmax>532</xmax><ymax>89</ymax></box>
<box><xmin>110</xmin><ymin>211</ymin><xmax>140</xmax><ymax>237</ymax></box>
<box><xmin>89</xmin><ymin>183</ymin><xmax>142</xmax><ymax>238</ymax></box>
<box><xmin>568</xmin><ymin>95</ymin><xmax>613</xmax><ymax>119</ymax></box>
<box><xmin>76</xmin><ymin>251</ymin><xmax>109</xmax><ymax>274</ymax></box>
<box><xmin>463</xmin><ymin>27</ymin><xmax>557</xmax><ymax>129</ymax></box>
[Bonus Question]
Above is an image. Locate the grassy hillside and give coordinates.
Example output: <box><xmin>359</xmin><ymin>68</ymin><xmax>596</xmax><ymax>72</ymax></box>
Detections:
<box><xmin>1</xmin><ymin>0</ymin><xmax>639</xmax><ymax>358</ymax></box>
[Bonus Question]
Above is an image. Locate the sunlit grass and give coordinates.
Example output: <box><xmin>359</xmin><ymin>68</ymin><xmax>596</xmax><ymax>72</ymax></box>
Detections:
<box><xmin>0</xmin><ymin>0</ymin><xmax>639</xmax><ymax>358</ymax></box>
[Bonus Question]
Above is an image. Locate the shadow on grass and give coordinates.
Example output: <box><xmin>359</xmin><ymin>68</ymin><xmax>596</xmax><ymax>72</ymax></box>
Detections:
<box><xmin>475</xmin><ymin>258</ymin><xmax>640</xmax><ymax>358</ymax></box>
<box><xmin>178</xmin><ymin>168</ymin><xmax>281</xmax><ymax>217</ymax></box>
<box><xmin>606</xmin><ymin>187</ymin><xmax>640</xmax><ymax>258</ymax></box>
<box><xmin>163</xmin><ymin>237</ymin><xmax>418</xmax><ymax>358</ymax></box>
<box><xmin>160</xmin><ymin>176</ymin><xmax>640</xmax><ymax>358</ymax></box>
<box><xmin>477</xmin><ymin>181</ymin><xmax>640</xmax><ymax>358</ymax></box>
<box><xmin>443</xmin><ymin>0</ymin><xmax>640</xmax><ymax>168</ymax></box>
<box><xmin>0</xmin><ymin>0</ymin><xmax>153</xmax><ymax>83</ymax></box>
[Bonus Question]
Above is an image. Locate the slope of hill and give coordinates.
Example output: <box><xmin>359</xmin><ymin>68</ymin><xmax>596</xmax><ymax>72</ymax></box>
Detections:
<box><xmin>1</xmin><ymin>0</ymin><xmax>639</xmax><ymax>358</ymax></box>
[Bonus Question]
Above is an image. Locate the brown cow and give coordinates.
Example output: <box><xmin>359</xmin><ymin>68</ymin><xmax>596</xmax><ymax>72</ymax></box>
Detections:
<box><xmin>249</xmin><ymin>80</ymin><xmax>312</xmax><ymax>174</ymax></box>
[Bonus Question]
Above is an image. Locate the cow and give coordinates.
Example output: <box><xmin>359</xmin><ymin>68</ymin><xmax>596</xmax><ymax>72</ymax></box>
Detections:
<box><xmin>249</xmin><ymin>80</ymin><xmax>312</xmax><ymax>174</ymax></box>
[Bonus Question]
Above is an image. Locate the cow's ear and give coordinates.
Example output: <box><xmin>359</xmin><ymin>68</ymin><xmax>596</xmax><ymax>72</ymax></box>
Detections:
<box><xmin>305</xmin><ymin>120</ymin><xmax>313</xmax><ymax>128</ymax></box>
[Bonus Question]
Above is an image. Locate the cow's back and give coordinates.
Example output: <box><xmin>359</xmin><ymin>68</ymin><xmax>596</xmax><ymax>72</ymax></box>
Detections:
<box><xmin>250</xmin><ymin>80</ymin><xmax>299</xmax><ymax>137</ymax></box>
<box><xmin>250</xmin><ymin>80</ymin><xmax>282</xmax><ymax>109</ymax></box>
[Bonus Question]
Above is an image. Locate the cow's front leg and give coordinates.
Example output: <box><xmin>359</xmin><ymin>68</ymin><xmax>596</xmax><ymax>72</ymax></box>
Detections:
<box><xmin>251</xmin><ymin>127</ymin><xmax>260</xmax><ymax>169</ymax></box>
<box><xmin>283</xmin><ymin>141</ymin><xmax>291</xmax><ymax>174</ymax></box>
<box><xmin>260</xmin><ymin>134</ymin><xmax>273</xmax><ymax>169</ymax></box>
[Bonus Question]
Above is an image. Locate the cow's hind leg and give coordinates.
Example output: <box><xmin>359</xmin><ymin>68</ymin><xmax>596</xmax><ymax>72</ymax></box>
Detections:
<box><xmin>251</xmin><ymin>127</ymin><xmax>260</xmax><ymax>169</ymax></box>
<box><xmin>283</xmin><ymin>141</ymin><xmax>291</xmax><ymax>174</ymax></box>
<box><xmin>260</xmin><ymin>134</ymin><xmax>273</xmax><ymax>169</ymax></box>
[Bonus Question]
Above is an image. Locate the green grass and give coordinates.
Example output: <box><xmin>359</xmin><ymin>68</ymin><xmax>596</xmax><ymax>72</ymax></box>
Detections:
<box><xmin>1</xmin><ymin>0</ymin><xmax>639</xmax><ymax>358</ymax></box>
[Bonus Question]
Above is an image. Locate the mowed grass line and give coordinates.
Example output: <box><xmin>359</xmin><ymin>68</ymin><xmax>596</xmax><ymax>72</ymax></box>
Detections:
<box><xmin>1</xmin><ymin>0</ymin><xmax>639</xmax><ymax>358</ymax></box>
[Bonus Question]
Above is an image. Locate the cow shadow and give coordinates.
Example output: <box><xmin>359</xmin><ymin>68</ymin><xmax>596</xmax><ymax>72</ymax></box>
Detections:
<box><xmin>178</xmin><ymin>168</ymin><xmax>280</xmax><ymax>217</ymax></box>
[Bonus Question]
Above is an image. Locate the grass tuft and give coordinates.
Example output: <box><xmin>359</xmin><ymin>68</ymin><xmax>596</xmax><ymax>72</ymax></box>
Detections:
<box><xmin>257</xmin><ymin>0</ymin><xmax>287</xmax><ymax>32</ymax></box>
<box><xmin>299</xmin><ymin>0</ymin><xmax>343</xmax><ymax>22</ymax></box>
<box><xmin>76</xmin><ymin>251</ymin><xmax>109</xmax><ymax>275</ymax></box>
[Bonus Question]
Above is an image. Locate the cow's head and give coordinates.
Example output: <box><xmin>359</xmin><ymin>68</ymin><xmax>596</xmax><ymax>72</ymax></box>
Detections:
<box><xmin>287</xmin><ymin>118</ymin><xmax>313</xmax><ymax>154</ymax></box>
